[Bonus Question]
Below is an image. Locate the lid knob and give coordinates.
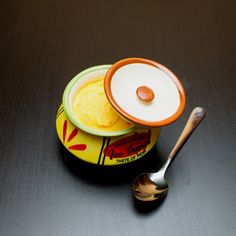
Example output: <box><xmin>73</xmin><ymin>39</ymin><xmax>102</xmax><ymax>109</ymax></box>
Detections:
<box><xmin>136</xmin><ymin>86</ymin><xmax>155</xmax><ymax>103</ymax></box>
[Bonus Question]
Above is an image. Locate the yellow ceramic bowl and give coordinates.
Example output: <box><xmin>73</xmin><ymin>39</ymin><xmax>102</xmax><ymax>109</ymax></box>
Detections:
<box><xmin>56</xmin><ymin>64</ymin><xmax>161</xmax><ymax>165</ymax></box>
<box><xmin>56</xmin><ymin>104</ymin><xmax>160</xmax><ymax>166</ymax></box>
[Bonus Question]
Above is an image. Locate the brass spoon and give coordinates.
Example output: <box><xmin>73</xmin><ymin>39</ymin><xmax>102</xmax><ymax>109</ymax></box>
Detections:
<box><xmin>132</xmin><ymin>107</ymin><xmax>206</xmax><ymax>202</ymax></box>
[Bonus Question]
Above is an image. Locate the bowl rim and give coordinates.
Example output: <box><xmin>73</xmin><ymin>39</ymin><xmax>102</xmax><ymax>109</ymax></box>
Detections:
<box><xmin>104</xmin><ymin>58</ymin><xmax>186</xmax><ymax>127</ymax></box>
<box><xmin>62</xmin><ymin>64</ymin><xmax>137</xmax><ymax>137</ymax></box>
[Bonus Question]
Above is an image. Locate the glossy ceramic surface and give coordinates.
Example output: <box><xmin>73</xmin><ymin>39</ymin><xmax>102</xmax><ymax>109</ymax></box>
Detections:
<box><xmin>105</xmin><ymin>58</ymin><xmax>186</xmax><ymax>127</ymax></box>
<box><xmin>56</xmin><ymin>105</ymin><xmax>160</xmax><ymax>166</ymax></box>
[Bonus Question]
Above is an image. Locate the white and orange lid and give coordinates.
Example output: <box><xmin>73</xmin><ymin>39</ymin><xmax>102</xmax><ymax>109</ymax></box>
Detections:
<box><xmin>104</xmin><ymin>58</ymin><xmax>186</xmax><ymax>127</ymax></box>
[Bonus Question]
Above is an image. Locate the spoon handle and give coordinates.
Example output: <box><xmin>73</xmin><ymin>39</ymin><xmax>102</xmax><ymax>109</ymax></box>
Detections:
<box><xmin>161</xmin><ymin>107</ymin><xmax>206</xmax><ymax>173</ymax></box>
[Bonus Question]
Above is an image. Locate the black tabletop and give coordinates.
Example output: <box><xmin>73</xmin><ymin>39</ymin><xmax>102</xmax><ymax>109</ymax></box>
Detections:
<box><xmin>1</xmin><ymin>1</ymin><xmax>236</xmax><ymax>235</ymax></box>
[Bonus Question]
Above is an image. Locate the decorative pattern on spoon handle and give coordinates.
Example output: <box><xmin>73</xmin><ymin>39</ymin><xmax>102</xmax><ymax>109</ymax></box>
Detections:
<box><xmin>166</xmin><ymin>107</ymin><xmax>206</xmax><ymax>168</ymax></box>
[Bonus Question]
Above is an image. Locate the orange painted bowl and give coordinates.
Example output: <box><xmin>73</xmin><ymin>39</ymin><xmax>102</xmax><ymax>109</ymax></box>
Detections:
<box><xmin>56</xmin><ymin>59</ymin><xmax>186</xmax><ymax>166</ymax></box>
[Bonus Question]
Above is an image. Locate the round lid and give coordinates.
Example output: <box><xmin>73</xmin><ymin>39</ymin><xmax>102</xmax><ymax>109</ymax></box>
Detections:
<box><xmin>104</xmin><ymin>58</ymin><xmax>186</xmax><ymax>127</ymax></box>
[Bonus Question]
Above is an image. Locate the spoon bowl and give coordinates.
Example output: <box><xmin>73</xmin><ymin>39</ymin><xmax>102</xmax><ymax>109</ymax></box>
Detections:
<box><xmin>132</xmin><ymin>107</ymin><xmax>206</xmax><ymax>202</ymax></box>
<box><xmin>133</xmin><ymin>173</ymin><xmax>168</xmax><ymax>201</ymax></box>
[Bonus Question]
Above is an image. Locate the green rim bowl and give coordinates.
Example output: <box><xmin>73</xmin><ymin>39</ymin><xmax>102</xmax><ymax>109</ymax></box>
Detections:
<box><xmin>62</xmin><ymin>65</ymin><xmax>136</xmax><ymax>137</ymax></box>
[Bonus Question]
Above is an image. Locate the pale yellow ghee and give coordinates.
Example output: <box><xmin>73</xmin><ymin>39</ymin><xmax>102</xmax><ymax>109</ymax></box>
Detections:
<box><xmin>72</xmin><ymin>77</ymin><xmax>134</xmax><ymax>133</ymax></box>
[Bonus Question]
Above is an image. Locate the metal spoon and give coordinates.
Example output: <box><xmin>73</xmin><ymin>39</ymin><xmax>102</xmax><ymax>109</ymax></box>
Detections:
<box><xmin>132</xmin><ymin>107</ymin><xmax>206</xmax><ymax>202</ymax></box>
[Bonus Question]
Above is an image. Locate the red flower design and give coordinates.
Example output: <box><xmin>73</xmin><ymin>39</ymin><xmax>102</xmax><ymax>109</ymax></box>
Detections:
<box><xmin>62</xmin><ymin>120</ymin><xmax>87</xmax><ymax>151</ymax></box>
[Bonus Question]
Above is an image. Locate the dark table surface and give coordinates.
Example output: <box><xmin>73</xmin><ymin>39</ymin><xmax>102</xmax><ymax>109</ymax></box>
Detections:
<box><xmin>1</xmin><ymin>0</ymin><xmax>236</xmax><ymax>235</ymax></box>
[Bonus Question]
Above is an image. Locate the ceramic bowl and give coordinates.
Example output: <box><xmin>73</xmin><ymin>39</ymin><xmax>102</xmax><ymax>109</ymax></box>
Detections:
<box><xmin>56</xmin><ymin>104</ymin><xmax>160</xmax><ymax>166</ymax></box>
<box><xmin>57</xmin><ymin>64</ymin><xmax>161</xmax><ymax>166</ymax></box>
<box><xmin>56</xmin><ymin>58</ymin><xmax>185</xmax><ymax>166</ymax></box>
